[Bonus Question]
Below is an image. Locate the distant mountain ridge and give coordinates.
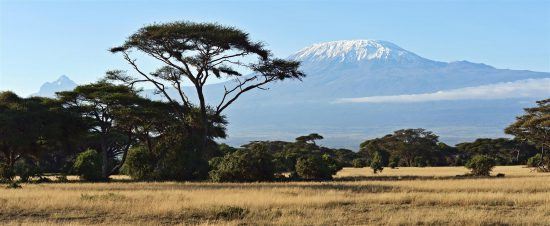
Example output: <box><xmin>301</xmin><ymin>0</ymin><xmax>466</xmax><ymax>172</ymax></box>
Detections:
<box><xmin>32</xmin><ymin>40</ymin><xmax>550</xmax><ymax>149</ymax></box>
<box><xmin>32</xmin><ymin>75</ymin><xmax>77</xmax><ymax>97</ymax></box>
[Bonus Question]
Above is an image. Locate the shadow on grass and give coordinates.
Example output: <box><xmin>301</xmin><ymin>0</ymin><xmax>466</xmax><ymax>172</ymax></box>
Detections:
<box><xmin>335</xmin><ymin>174</ymin><xmax>507</xmax><ymax>182</ymax></box>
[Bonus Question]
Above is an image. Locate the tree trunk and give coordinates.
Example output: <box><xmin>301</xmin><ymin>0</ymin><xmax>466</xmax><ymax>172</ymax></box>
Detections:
<box><xmin>196</xmin><ymin>87</ymin><xmax>209</xmax><ymax>155</ymax></box>
<box><xmin>100</xmin><ymin>135</ymin><xmax>109</xmax><ymax>180</ymax></box>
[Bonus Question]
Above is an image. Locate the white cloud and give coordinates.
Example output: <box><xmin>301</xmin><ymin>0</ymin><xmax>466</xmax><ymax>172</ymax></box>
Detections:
<box><xmin>336</xmin><ymin>78</ymin><xmax>550</xmax><ymax>103</ymax></box>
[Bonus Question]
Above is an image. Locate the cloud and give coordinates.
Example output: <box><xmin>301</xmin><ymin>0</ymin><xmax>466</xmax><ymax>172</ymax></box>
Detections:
<box><xmin>336</xmin><ymin>78</ymin><xmax>550</xmax><ymax>103</ymax></box>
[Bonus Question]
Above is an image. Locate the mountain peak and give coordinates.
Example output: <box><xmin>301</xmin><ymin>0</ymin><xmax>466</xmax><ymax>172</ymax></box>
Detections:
<box><xmin>289</xmin><ymin>39</ymin><xmax>428</xmax><ymax>64</ymax></box>
<box><xmin>32</xmin><ymin>75</ymin><xmax>77</xmax><ymax>97</ymax></box>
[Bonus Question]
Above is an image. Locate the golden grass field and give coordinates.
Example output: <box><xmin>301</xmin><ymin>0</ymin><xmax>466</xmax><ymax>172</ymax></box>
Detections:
<box><xmin>1</xmin><ymin>166</ymin><xmax>549</xmax><ymax>225</ymax></box>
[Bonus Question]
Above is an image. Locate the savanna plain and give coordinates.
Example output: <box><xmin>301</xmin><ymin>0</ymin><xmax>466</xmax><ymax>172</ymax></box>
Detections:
<box><xmin>1</xmin><ymin>166</ymin><xmax>549</xmax><ymax>225</ymax></box>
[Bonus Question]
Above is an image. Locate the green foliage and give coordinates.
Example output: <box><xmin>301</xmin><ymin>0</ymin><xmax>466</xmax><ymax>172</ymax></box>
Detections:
<box><xmin>370</xmin><ymin>151</ymin><xmax>384</xmax><ymax>174</ymax></box>
<box><xmin>465</xmin><ymin>155</ymin><xmax>496</xmax><ymax>176</ymax></box>
<box><xmin>209</xmin><ymin>148</ymin><xmax>275</xmax><ymax>182</ymax></box>
<box><xmin>388</xmin><ymin>156</ymin><xmax>400</xmax><ymax>168</ymax></box>
<box><xmin>154</xmin><ymin>141</ymin><xmax>210</xmax><ymax>181</ymax></box>
<box><xmin>506</xmin><ymin>98</ymin><xmax>549</xmax><ymax>171</ymax></box>
<box><xmin>122</xmin><ymin>146</ymin><xmax>155</xmax><ymax>180</ymax></box>
<box><xmin>526</xmin><ymin>153</ymin><xmax>550</xmax><ymax>171</ymax></box>
<box><xmin>352</xmin><ymin>158</ymin><xmax>368</xmax><ymax>168</ymax></box>
<box><xmin>456</xmin><ymin>138</ymin><xmax>537</xmax><ymax>165</ymax></box>
<box><xmin>295</xmin><ymin>133</ymin><xmax>324</xmax><ymax>144</ymax></box>
<box><xmin>14</xmin><ymin>160</ymin><xmax>41</xmax><ymax>182</ymax></box>
<box><xmin>527</xmin><ymin>154</ymin><xmax>543</xmax><ymax>167</ymax></box>
<box><xmin>0</xmin><ymin>164</ymin><xmax>14</xmax><ymax>181</ymax></box>
<box><xmin>414</xmin><ymin>156</ymin><xmax>427</xmax><ymax>167</ymax></box>
<box><xmin>73</xmin><ymin>149</ymin><xmax>103</xmax><ymax>181</ymax></box>
<box><xmin>295</xmin><ymin>155</ymin><xmax>332</xmax><ymax>180</ymax></box>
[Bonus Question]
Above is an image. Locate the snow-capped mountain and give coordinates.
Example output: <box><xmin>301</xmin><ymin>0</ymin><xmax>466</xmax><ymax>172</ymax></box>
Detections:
<box><xmin>32</xmin><ymin>75</ymin><xmax>77</xmax><ymax>97</ymax></box>
<box><xmin>290</xmin><ymin>40</ymin><xmax>435</xmax><ymax>67</ymax></box>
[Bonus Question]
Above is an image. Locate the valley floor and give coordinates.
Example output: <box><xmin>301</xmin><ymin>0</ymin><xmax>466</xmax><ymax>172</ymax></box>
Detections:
<box><xmin>1</xmin><ymin>166</ymin><xmax>549</xmax><ymax>225</ymax></box>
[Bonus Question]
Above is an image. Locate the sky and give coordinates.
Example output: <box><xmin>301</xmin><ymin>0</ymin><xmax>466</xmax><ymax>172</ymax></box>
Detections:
<box><xmin>1</xmin><ymin>0</ymin><xmax>549</xmax><ymax>96</ymax></box>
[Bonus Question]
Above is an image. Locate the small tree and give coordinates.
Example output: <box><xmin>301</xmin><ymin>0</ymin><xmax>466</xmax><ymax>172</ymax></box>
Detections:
<box><xmin>465</xmin><ymin>155</ymin><xmax>496</xmax><ymax>176</ymax></box>
<box><xmin>295</xmin><ymin>155</ymin><xmax>332</xmax><ymax>180</ymax></box>
<box><xmin>370</xmin><ymin>151</ymin><xmax>384</xmax><ymax>174</ymax></box>
<box><xmin>121</xmin><ymin>146</ymin><xmax>155</xmax><ymax>180</ymax></box>
<box><xmin>295</xmin><ymin>133</ymin><xmax>324</xmax><ymax>145</ymax></box>
<box><xmin>505</xmin><ymin>98</ymin><xmax>549</xmax><ymax>172</ymax></box>
<box><xmin>209</xmin><ymin>148</ymin><xmax>275</xmax><ymax>182</ymax></box>
<box><xmin>352</xmin><ymin>158</ymin><xmax>367</xmax><ymax>168</ymax></box>
<box><xmin>73</xmin><ymin>149</ymin><xmax>103</xmax><ymax>181</ymax></box>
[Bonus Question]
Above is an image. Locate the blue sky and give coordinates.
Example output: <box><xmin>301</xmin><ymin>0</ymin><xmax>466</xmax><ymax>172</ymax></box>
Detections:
<box><xmin>1</xmin><ymin>0</ymin><xmax>549</xmax><ymax>96</ymax></box>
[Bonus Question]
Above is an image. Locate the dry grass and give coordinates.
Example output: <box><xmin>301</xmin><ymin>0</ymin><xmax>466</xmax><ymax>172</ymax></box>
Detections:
<box><xmin>1</xmin><ymin>166</ymin><xmax>549</xmax><ymax>225</ymax></box>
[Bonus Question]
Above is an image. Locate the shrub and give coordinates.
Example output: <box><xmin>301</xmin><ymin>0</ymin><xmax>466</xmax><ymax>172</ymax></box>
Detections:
<box><xmin>322</xmin><ymin>154</ymin><xmax>343</xmax><ymax>175</ymax></box>
<box><xmin>465</xmin><ymin>155</ymin><xmax>496</xmax><ymax>176</ymax></box>
<box><xmin>414</xmin><ymin>156</ymin><xmax>427</xmax><ymax>167</ymax></box>
<box><xmin>370</xmin><ymin>151</ymin><xmax>384</xmax><ymax>174</ymax></box>
<box><xmin>0</xmin><ymin>164</ymin><xmax>14</xmax><ymax>181</ymax></box>
<box><xmin>527</xmin><ymin>154</ymin><xmax>543</xmax><ymax>167</ymax></box>
<box><xmin>295</xmin><ymin>155</ymin><xmax>332</xmax><ymax>180</ymax></box>
<box><xmin>73</xmin><ymin>149</ymin><xmax>103</xmax><ymax>181</ymax></box>
<box><xmin>352</xmin><ymin>158</ymin><xmax>367</xmax><ymax>168</ymax></box>
<box><xmin>122</xmin><ymin>146</ymin><xmax>155</xmax><ymax>180</ymax></box>
<box><xmin>388</xmin><ymin>156</ymin><xmax>400</xmax><ymax>168</ymax></box>
<box><xmin>209</xmin><ymin>148</ymin><xmax>275</xmax><ymax>182</ymax></box>
<box><xmin>14</xmin><ymin>160</ymin><xmax>41</xmax><ymax>182</ymax></box>
<box><xmin>526</xmin><ymin>153</ymin><xmax>550</xmax><ymax>172</ymax></box>
<box><xmin>154</xmin><ymin>141</ymin><xmax>210</xmax><ymax>181</ymax></box>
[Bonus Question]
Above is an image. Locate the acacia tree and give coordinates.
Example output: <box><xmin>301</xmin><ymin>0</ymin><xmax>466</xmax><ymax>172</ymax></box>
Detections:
<box><xmin>295</xmin><ymin>133</ymin><xmax>324</xmax><ymax>145</ymax></box>
<box><xmin>505</xmin><ymin>99</ymin><xmax>549</xmax><ymax>171</ymax></box>
<box><xmin>57</xmin><ymin>82</ymin><xmax>149</xmax><ymax>178</ymax></box>
<box><xmin>109</xmin><ymin>21</ymin><xmax>304</xmax><ymax>152</ymax></box>
<box><xmin>0</xmin><ymin>92</ymin><xmax>79</xmax><ymax>180</ymax></box>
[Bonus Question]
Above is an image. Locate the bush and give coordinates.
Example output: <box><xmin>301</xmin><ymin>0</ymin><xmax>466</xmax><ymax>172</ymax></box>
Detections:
<box><xmin>388</xmin><ymin>156</ymin><xmax>400</xmax><ymax>168</ymax></box>
<box><xmin>73</xmin><ymin>149</ymin><xmax>103</xmax><ymax>181</ymax></box>
<box><xmin>465</xmin><ymin>155</ymin><xmax>496</xmax><ymax>176</ymax></box>
<box><xmin>122</xmin><ymin>146</ymin><xmax>155</xmax><ymax>180</ymax></box>
<box><xmin>352</xmin><ymin>158</ymin><xmax>367</xmax><ymax>168</ymax></box>
<box><xmin>154</xmin><ymin>141</ymin><xmax>210</xmax><ymax>181</ymax></box>
<box><xmin>0</xmin><ymin>164</ymin><xmax>14</xmax><ymax>181</ymax></box>
<box><xmin>414</xmin><ymin>156</ymin><xmax>427</xmax><ymax>167</ymax></box>
<box><xmin>527</xmin><ymin>154</ymin><xmax>543</xmax><ymax>167</ymax></box>
<box><xmin>526</xmin><ymin>153</ymin><xmax>550</xmax><ymax>172</ymax></box>
<box><xmin>370</xmin><ymin>151</ymin><xmax>384</xmax><ymax>174</ymax></box>
<box><xmin>14</xmin><ymin>160</ymin><xmax>41</xmax><ymax>182</ymax></box>
<box><xmin>295</xmin><ymin>155</ymin><xmax>332</xmax><ymax>180</ymax></box>
<box><xmin>209</xmin><ymin>148</ymin><xmax>275</xmax><ymax>182</ymax></box>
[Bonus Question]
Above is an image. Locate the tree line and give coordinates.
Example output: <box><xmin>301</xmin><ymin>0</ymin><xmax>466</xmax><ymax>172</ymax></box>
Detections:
<box><xmin>1</xmin><ymin>21</ymin><xmax>548</xmax><ymax>183</ymax></box>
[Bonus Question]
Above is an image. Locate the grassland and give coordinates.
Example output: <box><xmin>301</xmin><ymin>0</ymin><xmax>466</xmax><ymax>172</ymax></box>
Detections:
<box><xmin>1</xmin><ymin>166</ymin><xmax>549</xmax><ymax>225</ymax></box>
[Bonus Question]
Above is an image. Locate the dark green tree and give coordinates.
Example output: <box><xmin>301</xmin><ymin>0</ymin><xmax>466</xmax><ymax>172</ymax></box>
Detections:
<box><xmin>209</xmin><ymin>147</ymin><xmax>275</xmax><ymax>182</ymax></box>
<box><xmin>57</xmin><ymin>82</ymin><xmax>150</xmax><ymax>179</ymax></box>
<box><xmin>505</xmin><ymin>98</ymin><xmax>549</xmax><ymax>172</ymax></box>
<box><xmin>295</xmin><ymin>133</ymin><xmax>324</xmax><ymax>145</ymax></box>
<box><xmin>0</xmin><ymin>92</ymin><xmax>81</xmax><ymax>181</ymax></box>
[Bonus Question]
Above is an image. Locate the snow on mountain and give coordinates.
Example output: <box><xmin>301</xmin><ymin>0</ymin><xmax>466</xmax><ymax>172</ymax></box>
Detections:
<box><xmin>290</xmin><ymin>39</ymin><xmax>426</xmax><ymax>63</ymax></box>
<box><xmin>32</xmin><ymin>75</ymin><xmax>77</xmax><ymax>97</ymax></box>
